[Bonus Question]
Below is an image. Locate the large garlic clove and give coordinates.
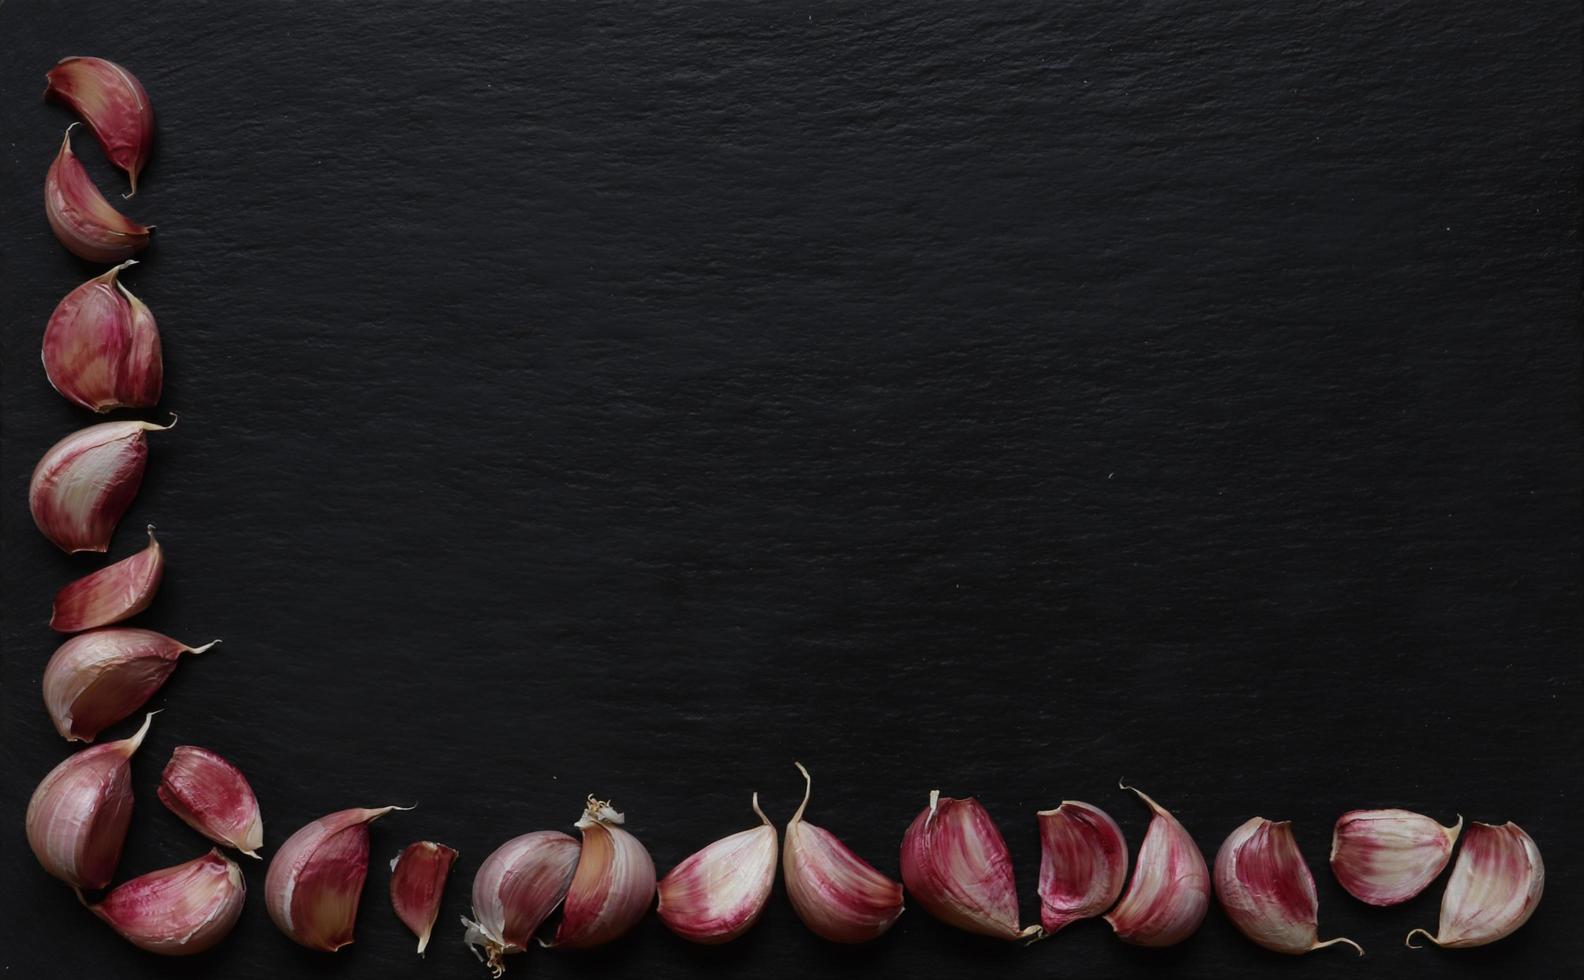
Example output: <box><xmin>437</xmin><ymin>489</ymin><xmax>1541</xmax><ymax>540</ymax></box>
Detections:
<box><xmin>463</xmin><ymin>830</ymin><xmax>580</xmax><ymax>976</ymax></box>
<box><xmin>1407</xmin><ymin>821</ymin><xmax>1544</xmax><ymax>949</ymax></box>
<box><xmin>900</xmin><ymin>790</ymin><xmax>1041</xmax><ymax>941</ymax></box>
<box><xmin>783</xmin><ymin>762</ymin><xmax>904</xmax><ymax>943</ymax></box>
<box><xmin>44</xmin><ymin>125</ymin><xmax>151</xmax><ymax>262</ymax></box>
<box><xmin>657</xmin><ymin>793</ymin><xmax>777</xmax><ymax>944</ymax></box>
<box><xmin>1330</xmin><ymin>809</ymin><xmax>1461</xmax><ymax>907</ymax></box>
<box><xmin>44</xmin><ymin>57</ymin><xmax>154</xmax><ymax>196</ymax></box>
<box><xmin>390</xmin><ymin>840</ymin><xmax>457</xmax><ymax>955</ymax></box>
<box><xmin>42</xmin><ymin>260</ymin><xmax>162</xmax><ymax>413</ymax></box>
<box><xmin>265</xmin><ymin>805</ymin><xmax>409</xmax><ymax>951</ymax></box>
<box><xmin>43</xmin><ymin>628</ymin><xmax>218</xmax><ymax>742</ymax></box>
<box><xmin>30</xmin><ymin>418</ymin><xmax>172</xmax><ymax>554</ymax></box>
<box><xmin>1037</xmin><ymin>800</ymin><xmax>1128</xmax><ymax>935</ymax></box>
<box><xmin>51</xmin><ymin>525</ymin><xmax>164</xmax><ymax>632</ymax></box>
<box><xmin>25</xmin><ymin>712</ymin><xmax>154</xmax><ymax>889</ymax></box>
<box><xmin>1214</xmin><ymin>817</ymin><xmax>1363</xmax><ymax>956</ymax></box>
<box><xmin>546</xmin><ymin>797</ymin><xmax>656</xmax><ymax>949</ymax></box>
<box><xmin>1102</xmin><ymin>783</ymin><xmax>1210</xmax><ymax>947</ymax></box>
<box><xmin>158</xmin><ymin>745</ymin><xmax>264</xmax><ymax>858</ymax></box>
<box><xmin>87</xmin><ymin>849</ymin><xmax>245</xmax><ymax>955</ymax></box>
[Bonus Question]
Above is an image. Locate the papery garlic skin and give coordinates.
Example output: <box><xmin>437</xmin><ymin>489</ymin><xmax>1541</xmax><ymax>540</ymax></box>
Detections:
<box><xmin>159</xmin><ymin>745</ymin><xmax>264</xmax><ymax>858</ymax></box>
<box><xmin>30</xmin><ymin>418</ymin><xmax>171</xmax><ymax>553</ymax></box>
<box><xmin>463</xmin><ymin>830</ymin><xmax>580</xmax><ymax>975</ymax></box>
<box><xmin>900</xmin><ymin>790</ymin><xmax>1041</xmax><ymax>941</ymax></box>
<box><xmin>265</xmin><ymin>805</ymin><xmax>408</xmax><ymax>951</ymax></box>
<box><xmin>1214</xmin><ymin>817</ymin><xmax>1363</xmax><ymax>956</ymax></box>
<box><xmin>1330</xmin><ymin>809</ymin><xmax>1461</xmax><ymax>907</ymax></box>
<box><xmin>51</xmin><ymin>525</ymin><xmax>164</xmax><ymax>632</ymax></box>
<box><xmin>44</xmin><ymin>57</ymin><xmax>153</xmax><ymax>196</ymax></box>
<box><xmin>548</xmin><ymin>798</ymin><xmax>656</xmax><ymax>949</ymax></box>
<box><xmin>43</xmin><ymin>628</ymin><xmax>218</xmax><ymax>742</ymax></box>
<box><xmin>1037</xmin><ymin>800</ymin><xmax>1128</xmax><ymax>934</ymax></box>
<box><xmin>1407</xmin><ymin>821</ymin><xmax>1544</xmax><ymax>949</ymax></box>
<box><xmin>25</xmin><ymin>712</ymin><xmax>153</xmax><ymax>889</ymax></box>
<box><xmin>390</xmin><ymin>841</ymin><xmax>457</xmax><ymax>955</ymax></box>
<box><xmin>783</xmin><ymin>762</ymin><xmax>904</xmax><ymax>943</ymax></box>
<box><xmin>43</xmin><ymin>261</ymin><xmax>162</xmax><ymax>413</ymax></box>
<box><xmin>1103</xmin><ymin>784</ymin><xmax>1210</xmax><ymax>947</ymax></box>
<box><xmin>657</xmin><ymin>793</ymin><xmax>777</xmax><ymax>944</ymax></box>
<box><xmin>44</xmin><ymin>126</ymin><xmax>151</xmax><ymax>262</ymax></box>
<box><xmin>89</xmin><ymin>849</ymin><xmax>245</xmax><ymax>955</ymax></box>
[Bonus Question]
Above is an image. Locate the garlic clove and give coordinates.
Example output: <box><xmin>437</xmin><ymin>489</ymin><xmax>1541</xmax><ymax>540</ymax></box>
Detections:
<box><xmin>390</xmin><ymin>840</ymin><xmax>457</xmax><ymax>955</ymax></box>
<box><xmin>30</xmin><ymin>418</ymin><xmax>172</xmax><ymax>554</ymax></box>
<box><xmin>265</xmin><ymin>805</ymin><xmax>410</xmax><ymax>951</ymax></box>
<box><xmin>782</xmin><ymin>762</ymin><xmax>904</xmax><ymax>943</ymax></box>
<box><xmin>158</xmin><ymin>745</ymin><xmax>265</xmax><ymax>858</ymax></box>
<box><xmin>657</xmin><ymin>793</ymin><xmax>777</xmax><ymax>944</ymax></box>
<box><xmin>87</xmin><ymin>849</ymin><xmax>245</xmax><ymax>955</ymax></box>
<box><xmin>43</xmin><ymin>628</ymin><xmax>219</xmax><ymax>742</ymax></box>
<box><xmin>463</xmin><ymin>830</ymin><xmax>580</xmax><ymax>976</ymax></box>
<box><xmin>44</xmin><ymin>125</ymin><xmax>151</xmax><ymax>262</ymax></box>
<box><xmin>51</xmin><ymin>525</ymin><xmax>165</xmax><ymax>633</ymax></box>
<box><xmin>1214</xmin><ymin>817</ymin><xmax>1363</xmax><ymax>956</ymax></box>
<box><xmin>42</xmin><ymin>260</ymin><xmax>162</xmax><ymax>413</ymax></box>
<box><xmin>25</xmin><ymin>712</ymin><xmax>154</xmax><ymax>889</ymax></box>
<box><xmin>43</xmin><ymin>57</ymin><xmax>154</xmax><ymax>196</ymax></box>
<box><xmin>1102</xmin><ymin>783</ymin><xmax>1211</xmax><ymax>947</ymax></box>
<box><xmin>1407</xmin><ymin>820</ymin><xmax>1544</xmax><ymax>949</ymax></box>
<box><xmin>546</xmin><ymin>797</ymin><xmax>657</xmax><ymax>949</ymax></box>
<box><xmin>1330</xmin><ymin>808</ymin><xmax>1461</xmax><ymax>907</ymax></box>
<box><xmin>1036</xmin><ymin>800</ymin><xmax>1128</xmax><ymax>934</ymax></box>
<box><xmin>900</xmin><ymin>790</ymin><xmax>1041</xmax><ymax>941</ymax></box>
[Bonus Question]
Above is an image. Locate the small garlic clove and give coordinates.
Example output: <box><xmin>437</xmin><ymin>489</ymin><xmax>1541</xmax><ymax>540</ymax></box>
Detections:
<box><xmin>900</xmin><ymin>790</ymin><xmax>1041</xmax><ymax>941</ymax></box>
<box><xmin>390</xmin><ymin>840</ymin><xmax>457</xmax><ymax>955</ymax></box>
<box><xmin>782</xmin><ymin>762</ymin><xmax>904</xmax><ymax>943</ymax></box>
<box><xmin>26</xmin><ymin>712</ymin><xmax>154</xmax><ymax>889</ymax></box>
<box><xmin>43</xmin><ymin>628</ymin><xmax>219</xmax><ymax>742</ymax></box>
<box><xmin>1330</xmin><ymin>808</ymin><xmax>1461</xmax><ymax>907</ymax></box>
<box><xmin>44</xmin><ymin>125</ymin><xmax>151</xmax><ymax>262</ymax></box>
<box><xmin>29</xmin><ymin>418</ymin><xmax>172</xmax><ymax>554</ymax></box>
<box><xmin>42</xmin><ymin>260</ymin><xmax>162</xmax><ymax>413</ymax></box>
<box><xmin>158</xmin><ymin>745</ymin><xmax>264</xmax><ymax>858</ymax></box>
<box><xmin>87</xmin><ymin>849</ymin><xmax>245</xmax><ymax>955</ymax></box>
<box><xmin>1036</xmin><ymin>800</ymin><xmax>1128</xmax><ymax>935</ymax></box>
<box><xmin>265</xmin><ymin>805</ymin><xmax>410</xmax><ymax>951</ymax></box>
<box><xmin>1407</xmin><ymin>820</ymin><xmax>1544</xmax><ymax>949</ymax></box>
<box><xmin>657</xmin><ymin>793</ymin><xmax>777</xmax><ymax>944</ymax></box>
<box><xmin>1102</xmin><ymin>783</ymin><xmax>1211</xmax><ymax>947</ymax></box>
<box><xmin>1214</xmin><ymin>817</ymin><xmax>1363</xmax><ymax>956</ymax></box>
<box><xmin>463</xmin><ymin>830</ymin><xmax>580</xmax><ymax>976</ymax></box>
<box><xmin>43</xmin><ymin>57</ymin><xmax>154</xmax><ymax>196</ymax></box>
<box><xmin>546</xmin><ymin>797</ymin><xmax>657</xmax><ymax>949</ymax></box>
<box><xmin>51</xmin><ymin>525</ymin><xmax>165</xmax><ymax>633</ymax></box>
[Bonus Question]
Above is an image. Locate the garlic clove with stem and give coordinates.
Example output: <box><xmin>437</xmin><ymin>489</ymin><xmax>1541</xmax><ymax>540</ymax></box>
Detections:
<box><xmin>782</xmin><ymin>762</ymin><xmax>904</xmax><ymax>943</ymax></box>
<box><xmin>463</xmin><ymin>830</ymin><xmax>580</xmax><ymax>976</ymax></box>
<box><xmin>43</xmin><ymin>628</ymin><xmax>219</xmax><ymax>742</ymax></box>
<box><xmin>51</xmin><ymin>525</ymin><xmax>164</xmax><ymax>633</ymax></box>
<box><xmin>1036</xmin><ymin>800</ymin><xmax>1128</xmax><ymax>935</ymax></box>
<box><xmin>26</xmin><ymin>712</ymin><xmax>154</xmax><ymax>889</ymax></box>
<box><xmin>265</xmin><ymin>805</ymin><xmax>411</xmax><ymax>951</ymax></box>
<box><xmin>1214</xmin><ymin>817</ymin><xmax>1363</xmax><ymax>956</ymax></box>
<box><xmin>44</xmin><ymin>57</ymin><xmax>154</xmax><ymax>197</ymax></box>
<box><xmin>29</xmin><ymin>417</ymin><xmax>173</xmax><ymax>554</ymax></box>
<box><xmin>390</xmin><ymin>840</ymin><xmax>458</xmax><ymax>955</ymax></box>
<box><xmin>657</xmin><ymin>793</ymin><xmax>777</xmax><ymax>944</ymax></box>
<box><xmin>44</xmin><ymin>125</ymin><xmax>151</xmax><ymax>262</ymax></box>
<box><xmin>42</xmin><ymin>260</ymin><xmax>162</xmax><ymax>413</ymax></box>
<box><xmin>1102</xmin><ymin>783</ymin><xmax>1211</xmax><ymax>947</ymax></box>
<box><xmin>900</xmin><ymin>790</ymin><xmax>1042</xmax><ymax>941</ymax></box>
<box><xmin>158</xmin><ymin>745</ymin><xmax>264</xmax><ymax>858</ymax></box>
<box><xmin>1330</xmin><ymin>809</ymin><xmax>1461</xmax><ymax>906</ymax></box>
<box><xmin>545</xmin><ymin>797</ymin><xmax>656</xmax><ymax>949</ymax></box>
<box><xmin>1407</xmin><ymin>821</ymin><xmax>1544</xmax><ymax>949</ymax></box>
<box><xmin>87</xmin><ymin>849</ymin><xmax>245</xmax><ymax>955</ymax></box>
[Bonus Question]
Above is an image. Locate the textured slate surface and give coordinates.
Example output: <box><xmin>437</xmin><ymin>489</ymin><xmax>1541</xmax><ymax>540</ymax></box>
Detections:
<box><xmin>1</xmin><ymin>2</ymin><xmax>1579</xmax><ymax>977</ymax></box>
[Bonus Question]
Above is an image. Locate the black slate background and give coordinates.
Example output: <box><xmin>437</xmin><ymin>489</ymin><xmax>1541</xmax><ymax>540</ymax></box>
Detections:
<box><xmin>1</xmin><ymin>2</ymin><xmax>1579</xmax><ymax>978</ymax></box>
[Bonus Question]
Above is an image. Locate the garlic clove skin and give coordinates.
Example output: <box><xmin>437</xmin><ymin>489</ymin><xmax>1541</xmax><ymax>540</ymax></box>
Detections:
<box><xmin>30</xmin><ymin>418</ymin><xmax>172</xmax><ymax>554</ymax></box>
<box><xmin>782</xmin><ymin>762</ymin><xmax>904</xmax><ymax>943</ymax></box>
<box><xmin>265</xmin><ymin>805</ymin><xmax>409</xmax><ymax>951</ymax></box>
<box><xmin>463</xmin><ymin>830</ymin><xmax>580</xmax><ymax>976</ymax></box>
<box><xmin>900</xmin><ymin>790</ymin><xmax>1041</xmax><ymax>941</ymax></box>
<box><xmin>1214</xmin><ymin>817</ymin><xmax>1363</xmax><ymax>956</ymax></box>
<box><xmin>1330</xmin><ymin>809</ymin><xmax>1461</xmax><ymax>907</ymax></box>
<box><xmin>657</xmin><ymin>793</ymin><xmax>777</xmax><ymax>944</ymax></box>
<box><xmin>51</xmin><ymin>525</ymin><xmax>165</xmax><ymax>633</ymax></box>
<box><xmin>547</xmin><ymin>797</ymin><xmax>657</xmax><ymax>949</ymax></box>
<box><xmin>25</xmin><ymin>712</ymin><xmax>154</xmax><ymax>889</ymax></box>
<box><xmin>1036</xmin><ymin>800</ymin><xmax>1128</xmax><ymax>935</ymax></box>
<box><xmin>44</xmin><ymin>57</ymin><xmax>153</xmax><ymax>196</ymax></box>
<box><xmin>158</xmin><ymin>745</ymin><xmax>265</xmax><ymax>858</ymax></box>
<box><xmin>1102</xmin><ymin>783</ymin><xmax>1211</xmax><ymax>947</ymax></box>
<box><xmin>1407</xmin><ymin>820</ymin><xmax>1544</xmax><ymax>949</ymax></box>
<box><xmin>42</xmin><ymin>260</ymin><xmax>162</xmax><ymax>413</ymax></box>
<box><xmin>44</xmin><ymin>125</ymin><xmax>151</xmax><ymax>262</ymax></box>
<box><xmin>43</xmin><ymin>628</ymin><xmax>219</xmax><ymax>742</ymax></box>
<box><xmin>390</xmin><ymin>840</ymin><xmax>457</xmax><ymax>955</ymax></box>
<box><xmin>88</xmin><ymin>849</ymin><xmax>245</xmax><ymax>955</ymax></box>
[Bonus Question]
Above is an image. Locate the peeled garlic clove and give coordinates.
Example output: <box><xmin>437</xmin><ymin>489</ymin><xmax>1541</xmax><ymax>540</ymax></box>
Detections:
<box><xmin>1407</xmin><ymin>820</ymin><xmax>1544</xmax><ymax>949</ymax></box>
<box><xmin>657</xmin><ymin>793</ymin><xmax>777</xmax><ymax>944</ymax></box>
<box><xmin>88</xmin><ymin>849</ymin><xmax>245</xmax><ymax>954</ymax></box>
<box><xmin>463</xmin><ymin>830</ymin><xmax>580</xmax><ymax>975</ymax></box>
<box><xmin>30</xmin><ymin>418</ymin><xmax>172</xmax><ymax>554</ymax></box>
<box><xmin>25</xmin><ymin>712</ymin><xmax>153</xmax><ymax>889</ymax></box>
<box><xmin>1329</xmin><ymin>808</ymin><xmax>1461</xmax><ymax>907</ymax></box>
<box><xmin>43</xmin><ymin>628</ymin><xmax>218</xmax><ymax>742</ymax></box>
<box><xmin>44</xmin><ymin>125</ymin><xmax>151</xmax><ymax>262</ymax></box>
<box><xmin>389</xmin><ymin>840</ymin><xmax>457</xmax><ymax>955</ymax></box>
<box><xmin>265</xmin><ymin>805</ymin><xmax>409</xmax><ymax>951</ymax></box>
<box><xmin>547</xmin><ymin>797</ymin><xmax>656</xmax><ymax>949</ymax></box>
<box><xmin>783</xmin><ymin>762</ymin><xmax>904</xmax><ymax>943</ymax></box>
<box><xmin>900</xmin><ymin>790</ymin><xmax>1041</xmax><ymax>941</ymax></box>
<box><xmin>51</xmin><ymin>525</ymin><xmax>164</xmax><ymax>633</ymax></box>
<box><xmin>42</xmin><ymin>260</ymin><xmax>162</xmax><ymax>413</ymax></box>
<box><xmin>1037</xmin><ymin>800</ymin><xmax>1128</xmax><ymax>934</ymax></box>
<box><xmin>44</xmin><ymin>57</ymin><xmax>153</xmax><ymax>196</ymax></box>
<box><xmin>1103</xmin><ymin>783</ymin><xmax>1210</xmax><ymax>947</ymax></box>
<box><xmin>1214</xmin><ymin>817</ymin><xmax>1363</xmax><ymax>956</ymax></box>
<box><xmin>158</xmin><ymin>745</ymin><xmax>264</xmax><ymax>858</ymax></box>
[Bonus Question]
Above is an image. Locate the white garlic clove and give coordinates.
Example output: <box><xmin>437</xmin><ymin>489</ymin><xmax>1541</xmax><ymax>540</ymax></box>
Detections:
<box><xmin>1103</xmin><ymin>783</ymin><xmax>1211</xmax><ymax>947</ymax></box>
<box><xmin>29</xmin><ymin>418</ymin><xmax>172</xmax><ymax>554</ymax></box>
<box><xmin>546</xmin><ymin>797</ymin><xmax>656</xmax><ymax>949</ymax></box>
<box><xmin>87</xmin><ymin>849</ymin><xmax>245</xmax><ymax>955</ymax></box>
<box><xmin>42</xmin><ymin>260</ymin><xmax>162</xmax><ymax>413</ymax></box>
<box><xmin>1330</xmin><ymin>808</ymin><xmax>1461</xmax><ymax>906</ymax></box>
<box><xmin>1407</xmin><ymin>820</ymin><xmax>1544</xmax><ymax>949</ymax></box>
<box><xmin>51</xmin><ymin>525</ymin><xmax>165</xmax><ymax>633</ymax></box>
<box><xmin>44</xmin><ymin>125</ymin><xmax>151</xmax><ymax>262</ymax></box>
<box><xmin>158</xmin><ymin>745</ymin><xmax>264</xmax><ymax>858</ymax></box>
<box><xmin>462</xmin><ymin>830</ymin><xmax>580</xmax><ymax>976</ymax></box>
<box><xmin>782</xmin><ymin>763</ymin><xmax>904</xmax><ymax>943</ymax></box>
<box><xmin>265</xmin><ymin>805</ymin><xmax>410</xmax><ymax>951</ymax></box>
<box><xmin>1036</xmin><ymin>800</ymin><xmax>1128</xmax><ymax>934</ymax></box>
<box><xmin>657</xmin><ymin>793</ymin><xmax>777</xmax><ymax>944</ymax></box>
<box><xmin>390</xmin><ymin>840</ymin><xmax>457</xmax><ymax>955</ymax></box>
<box><xmin>44</xmin><ymin>57</ymin><xmax>154</xmax><ymax>196</ymax></box>
<box><xmin>43</xmin><ymin>628</ymin><xmax>218</xmax><ymax>742</ymax></box>
<box><xmin>1214</xmin><ymin>817</ymin><xmax>1363</xmax><ymax>956</ymax></box>
<box><xmin>26</xmin><ymin>712</ymin><xmax>154</xmax><ymax>889</ymax></box>
<box><xmin>900</xmin><ymin>790</ymin><xmax>1041</xmax><ymax>941</ymax></box>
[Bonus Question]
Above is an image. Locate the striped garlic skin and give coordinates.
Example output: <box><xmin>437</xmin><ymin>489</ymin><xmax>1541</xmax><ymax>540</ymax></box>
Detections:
<box><xmin>782</xmin><ymin>764</ymin><xmax>904</xmax><ymax>944</ymax></box>
<box><xmin>265</xmin><ymin>806</ymin><xmax>406</xmax><ymax>951</ymax></box>
<box><xmin>549</xmin><ymin>799</ymin><xmax>656</xmax><ymax>949</ymax></box>
<box><xmin>1036</xmin><ymin>800</ymin><xmax>1128</xmax><ymax>934</ymax></box>
<box><xmin>44</xmin><ymin>56</ymin><xmax>154</xmax><ymax>196</ymax></box>
<box><xmin>89</xmin><ymin>849</ymin><xmax>245</xmax><ymax>955</ymax></box>
<box><xmin>51</xmin><ymin>526</ymin><xmax>165</xmax><ymax>632</ymax></box>
<box><xmin>1103</xmin><ymin>785</ymin><xmax>1211</xmax><ymax>947</ymax></box>
<box><xmin>42</xmin><ymin>628</ymin><xmax>217</xmax><ymax>742</ymax></box>
<box><xmin>1330</xmin><ymin>809</ymin><xmax>1461</xmax><ymax>907</ymax></box>
<box><xmin>389</xmin><ymin>840</ymin><xmax>458</xmax><ymax>954</ymax></box>
<box><xmin>657</xmin><ymin>794</ymin><xmax>777</xmax><ymax>944</ymax></box>
<box><xmin>1408</xmin><ymin>821</ymin><xmax>1545</xmax><ymax>949</ymax></box>
<box><xmin>43</xmin><ymin>126</ymin><xmax>151</xmax><ymax>263</ymax></box>
<box><xmin>900</xmin><ymin>791</ymin><xmax>1040</xmax><ymax>940</ymax></box>
<box><xmin>29</xmin><ymin>419</ymin><xmax>169</xmax><ymax>554</ymax></box>
<box><xmin>42</xmin><ymin>260</ymin><xmax>162</xmax><ymax>414</ymax></box>
<box><xmin>25</xmin><ymin>712</ymin><xmax>153</xmax><ymax>889</ymax></box>
<box><xmin>463</xmin><ymin>830</ymin><xmax>580</xmax><ymax>975</ymax></box>
<box><xmin>1214</xmin><ymin>817</ymin><xmax>1362</xmax><ymax>956</ymax></box>
<box><xmin>159</xmin><ymin>745</ymin><xmax>265</xmax><ymax>858</ymax></box>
